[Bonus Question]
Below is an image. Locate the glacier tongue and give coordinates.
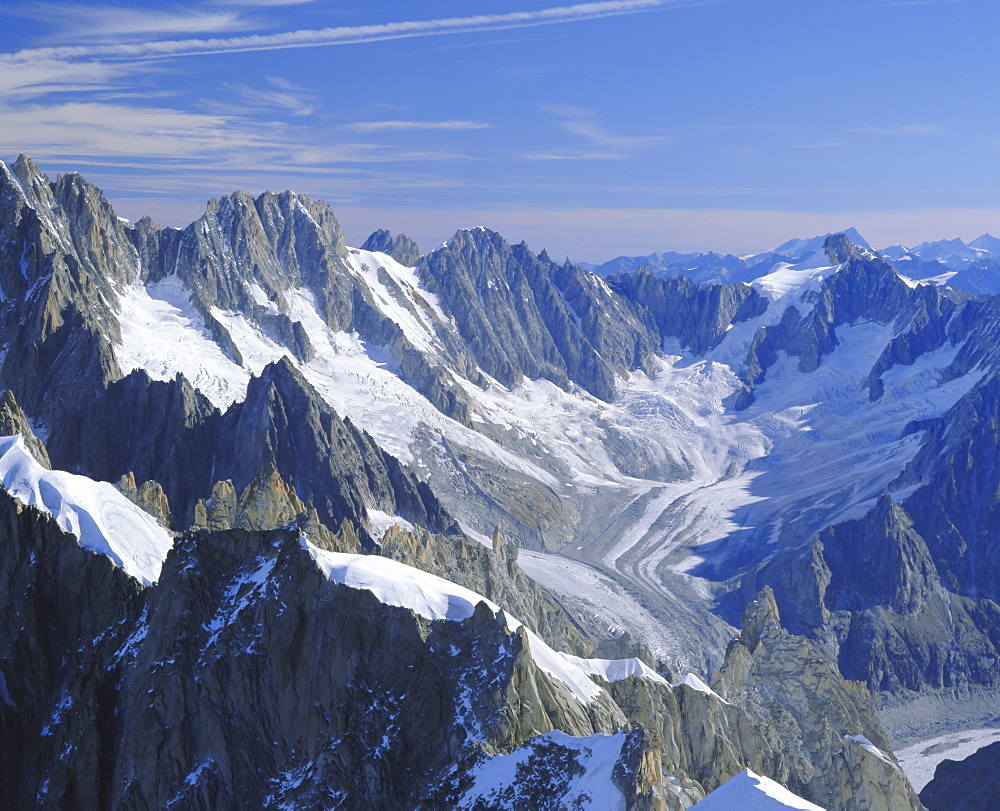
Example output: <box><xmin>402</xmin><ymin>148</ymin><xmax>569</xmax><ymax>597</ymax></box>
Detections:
<box><xmin>0</xmin><ymin>435</ymin><xmax>174</xmax><ymax>586</ymax></box>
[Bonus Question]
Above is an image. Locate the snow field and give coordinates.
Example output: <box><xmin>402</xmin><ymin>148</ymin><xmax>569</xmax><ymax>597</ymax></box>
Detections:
<box><xmin>0</xmin><ymin>435</ymin><xmax>174</xmax><ymax>585</ymax></box>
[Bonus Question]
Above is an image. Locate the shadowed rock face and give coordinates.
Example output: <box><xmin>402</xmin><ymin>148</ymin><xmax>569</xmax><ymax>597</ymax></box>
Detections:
<box><xmin>741</xmin><ymin>495</ymin><xmax>1000</xmax><ymax>694</ymax></box>
<box><xmin>418</xmin><ymin>228</ymin><xmax>661</xmax><ymax>402</ymax></box>
<box><xmin>920</xmin><ymin>740</ymin><xmax>1000</xmax><ymax>810</ymax></box>
<box><xmin>44</xmin><ymin>358</ymin><xmax>459</xmax><ymax>541</ymax></box>
<box><xmin>0</xmin><ymin>484</ymin><xmax>921</xmax><ymax>810</ymax></box>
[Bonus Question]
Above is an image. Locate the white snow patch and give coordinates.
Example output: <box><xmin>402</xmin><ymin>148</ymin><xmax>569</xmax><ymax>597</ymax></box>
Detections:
<box><xmin>751</xmin><ymin>258</ymin><xmax>840</xmax><ymax>303</ymax></box>
<box><xmin>304</xmin><ymin>537</ymin><xmax>500</xmax><ymax>622</ymax></box>
<box><xmin>675</xmin><ymin>673</ymin><xmax>728</xmax><ymax>703</ymax></box>
<box><xmin>366</xmin><ymin>509</ymin><xmax>415</xmax><ymax>542</ymax></box>
<box><xmin>560</xmin><ymin>652</ymin><xmax>668</xmax><ymax>686</ymax></box>
<box><xmin>457</xmin><ymin>730</ymin><xmax>628</xmax><ymax>811</ymax></box>
<box><xmin>0</xmin><ymin>435</ymin><xmax>173</xmax><ymax>585</ymax></box>
<box><xmin>845</xmin><ymin>734</ymin><xmax>894</xmax><ymax>765</ymax></box>
<box><xmin>692</xmin><ymin>768</ymin><xmax>823</xmax><ymax>809</ymax></box>
<box><xmin>345</xmin><ymin>248</ymin><xmax>448</xmax><ymax>353</ymax></box>
<box><xmin>115</xmin><ymin>277</ymin><xmax>250</xmax><ymax>409</ymax></box>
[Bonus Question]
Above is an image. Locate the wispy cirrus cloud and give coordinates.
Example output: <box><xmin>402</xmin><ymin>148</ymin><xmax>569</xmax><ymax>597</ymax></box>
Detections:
<box><xmin>872</xmin><ymin>0</ymin><xmax>966</xmax><ymax>6</ymax></box>
<box><xmin>0</xmin><ymin>0</ymin><xmax>707</xmax><ymax>64</ymax></box>
<box><xmin>6</xmin><ymin>3</ymin><xmax>253</xmax><ymax>41</ymax></box>
<box><xmin>529</xmin><ymin>105</ymin><xmax>670</xmax><ymax>159</ymax></box>
<box><xmin>225</xmin><ymin>76</ymin><xmax>319</xmax><ymax>116</ymax></box>
<box><xmin>345</xmin><ymin>120</ymin><xmax>492</xmax><ymax>133</ymax></box>
<box><xmin>212</xmin><ymin>0</ymin><xmax>317</xmax><ymax>6</ymax></box>
<box><xmin>851</xmin><ymin>124</ymin><xmax>945</xmax><ymax>136</ymax></box>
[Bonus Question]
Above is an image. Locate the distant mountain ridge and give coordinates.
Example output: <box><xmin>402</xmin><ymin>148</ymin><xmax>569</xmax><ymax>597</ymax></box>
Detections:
<box><xmin>584</xmin><ymin>227</ymin><xmax>1000</xmax><ymax>296</ymax></box>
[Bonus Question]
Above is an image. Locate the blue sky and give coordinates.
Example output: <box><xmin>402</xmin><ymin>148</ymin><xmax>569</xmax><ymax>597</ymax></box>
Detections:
<box><xmin>1</xmin><ymin>0</ymin><xmax>997</xmax><ymax>259</ymax></box>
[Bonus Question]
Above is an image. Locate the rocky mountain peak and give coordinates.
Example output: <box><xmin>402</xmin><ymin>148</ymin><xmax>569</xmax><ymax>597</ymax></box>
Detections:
<box><xmin>192</xmin><ymin>464</ymin><xmax>307</xmax><ymax>532</ymax></box>
<box><xmin>739</xmin><ymin>586</ymin><xmax>781</xmax><ymax>654</ymax></box>
<box><xmin>361</xmin><ymin>228</ymin><xmax>422</xmax><ymax>266</ymax></box>
<box><xmin>0</xmin><ymin>390</ymin><xmax>51</xmax><ymax>469</ymax></box>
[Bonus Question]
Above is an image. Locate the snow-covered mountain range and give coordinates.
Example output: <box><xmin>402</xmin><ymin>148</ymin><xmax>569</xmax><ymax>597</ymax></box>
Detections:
<box><xmin>2</xmin><ymin>153</ymin><xmax>996</xmax><ymax>807</ymax></box>
<box><xmin>585</xmin><ymin>227</ymin><xmax>1000</xmax><ymax>296</ymax></box>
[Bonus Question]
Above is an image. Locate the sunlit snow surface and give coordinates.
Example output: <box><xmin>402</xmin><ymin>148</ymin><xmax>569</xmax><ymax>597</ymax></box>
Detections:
<box><xmin>112</xmin><ymin>248</ymin><xmax>985</xmax><ymax>668</ymax></box>
<box><xmin>691</xmin><ymin>768</ymin><xmax>822</xmax><ymax>810</ymax></box>
<box><xmin>0</xmin><ymin>435</ymin><xmax>173</xmax><ymax>585</ymax></box>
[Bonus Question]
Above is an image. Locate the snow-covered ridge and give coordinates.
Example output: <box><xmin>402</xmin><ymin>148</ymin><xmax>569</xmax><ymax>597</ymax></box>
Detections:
<box><xmin>845</xmin><ymin>734</ymin><xmax>893</xmax><ymax>765</ymax></box>
<box><xmin>301</xmin><ymin>537</ymin><xmax>664</xmax><ymax>704</ymax></box>
<box><xmin>675</xmin><ymin>672</ymin><xmax>727</xmax><ymax>702</ymax></box>
<box><xmin>0</xmin><ymin>435</ymin><xmax>174</xmax><ymax>586</ymax></box>
<box><xmin>691</xmin><ymin>768</ymin><xmax>822</xmax><ymax>810</ymax></box>
<box><xmin>561</xmin><ymin>652</ymin><xmax>668</xmax><ymax>686</ymax></box>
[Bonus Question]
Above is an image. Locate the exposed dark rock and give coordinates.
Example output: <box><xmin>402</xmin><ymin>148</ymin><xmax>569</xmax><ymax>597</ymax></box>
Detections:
<box><xmin>362</xmin><ymin>228</ymin><xmax>422</xmax><ymax>266</ymax></box>
<box><xmin>418</xmin><ymin>228</ymin><xmax>660</xmax><ymax>401</ymax></box>
<box><xmin>608</xmin><ymin>267</ymin><xmax>768</xmax><ymax>355</ymax></box>
<box><xmin>0</xmin><ymin>489</ymin><xmax>144</xmax><ymax>810</ymax></box>
<box><xmin>741</xmin><ymin>498</ymin><xmax>1000</xmax><ymax>694</ymax></box>
<box><xmin>0</xmin><ymin>390</ymin><xmax>50</xmax><ymax>468</ymax></box>
<box><xmin>920</xmin><ymin>739</ymin><xmax>1000</xmax><ymax>810</ymax></box>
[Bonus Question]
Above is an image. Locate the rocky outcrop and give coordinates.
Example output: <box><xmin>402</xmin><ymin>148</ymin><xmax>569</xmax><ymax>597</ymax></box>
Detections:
<box><xmin>209</xmin><ymin>357</ymin><xmax>459</xmax><ymax>541</ymax></box>
<box><xmin>381</xmin><ymin>524</ymin><xmax>593</xmax><ymax>657</ymax></box>
<box><xmin>0</xmin><ymin>390</ymin><xmax>50</xmax><ymax>468</ymax></box>
<box><xmin>713</xmin><ymin>588</ymin><xmax>922</xmax><ymax>810</ymax></box>
<box><xmin>361</xmin><ymin>228</ymin><xmax>422</xmax><ymax>266</ymax></box>
<box><xmin>0</xmin><ymin>157</ymin><xmax>124</xmax><ymax>424</ymax></box>
<box><xmin>115</xmin><ymin>472</ymin><xmax>173</xmax><ymax>529</ymax></box>
<box><xmin>418</xmin><ymin>228</ymin><xmax>660</xmax><ymax>401</ymax></box>
<box><xmin>608</xmin><ymin>267</ymin><xmax>768</xmax><ymax>355</ymax></box>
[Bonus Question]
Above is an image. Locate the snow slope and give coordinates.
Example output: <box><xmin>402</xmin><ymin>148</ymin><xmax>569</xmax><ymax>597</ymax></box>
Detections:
<box><xmin>691</xmin><ymin>769</ymin><xmax>823</xmax><ymax>810</ymax></box>
<box><xmin>456</xmin><ymin>730</ymin><xmax>628</xmax><ymax>810</ymax></box>
<box><xmin>0</xmin><ymin>435</ymin><xmax>174</xmax><ymax>586</ymax></box>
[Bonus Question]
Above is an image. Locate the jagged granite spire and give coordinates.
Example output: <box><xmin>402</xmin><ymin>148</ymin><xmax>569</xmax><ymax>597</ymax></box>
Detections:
<box><xmin>361</xmin><ymin>228</ymin><xmax>422</xmax><ymax>266</ymax></box>
<box><xmin>0</xmin><ymin>390</ymin><xmax>50</xmax><ymax>469</ymax></box>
